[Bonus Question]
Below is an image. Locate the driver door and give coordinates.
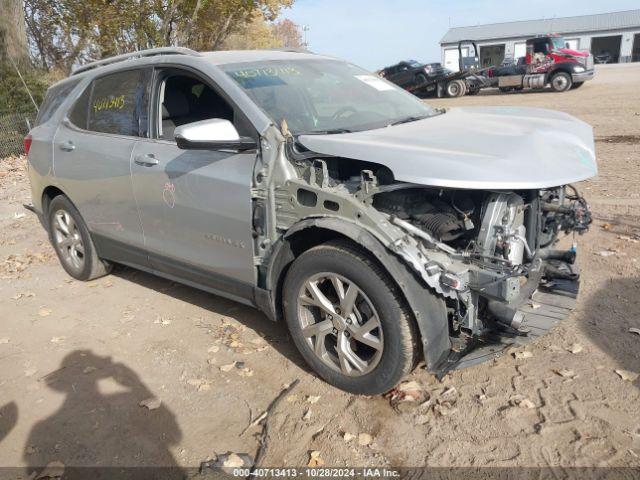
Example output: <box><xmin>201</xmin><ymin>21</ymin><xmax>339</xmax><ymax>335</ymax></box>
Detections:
<box><xmin>130</xmin><ymin>68</ymin><xmax>258</xmax><ymax>301</ymax></box>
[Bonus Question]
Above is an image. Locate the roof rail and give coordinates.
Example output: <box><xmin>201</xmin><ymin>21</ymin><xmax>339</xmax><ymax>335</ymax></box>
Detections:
<box><xmin>71</xmin><ymin>47</ymin><xmax>200</xmax><ymax>75</ymax></box>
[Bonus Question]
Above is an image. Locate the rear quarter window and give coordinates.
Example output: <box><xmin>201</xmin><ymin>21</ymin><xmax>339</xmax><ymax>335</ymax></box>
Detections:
<box><xmin>81</xmin><ymin>69</ymin><xmax>150</xmax><ymax>137</ymax></box>
<box><xmin>35</xmin><ymin>80</ymin><xmax>81</xmax><ymax>126</ymax></box>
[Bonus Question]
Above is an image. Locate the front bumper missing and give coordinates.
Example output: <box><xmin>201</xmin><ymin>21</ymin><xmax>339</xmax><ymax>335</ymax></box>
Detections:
<box><xmin>436</xmin><ymin>267</ymin><xmax>580</xmax><ymax>376</ymax></box>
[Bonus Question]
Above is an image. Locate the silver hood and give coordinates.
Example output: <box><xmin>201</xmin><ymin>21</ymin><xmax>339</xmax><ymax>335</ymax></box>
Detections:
<box><xmin>298</xmin><ymin>106</ymin><xmax>597</xmax><ymax>190</ymax></box>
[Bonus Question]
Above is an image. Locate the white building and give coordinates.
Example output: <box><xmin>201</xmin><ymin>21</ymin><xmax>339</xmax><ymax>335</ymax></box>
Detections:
<box><xmin>440</xmin><ymin>9</ymin><xmax>640</xmax><ymax>71</ymax></box>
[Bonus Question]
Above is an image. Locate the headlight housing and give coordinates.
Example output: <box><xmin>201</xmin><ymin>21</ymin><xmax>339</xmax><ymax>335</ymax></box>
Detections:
<box><xmin>573</xmin><ymin>66</ymin><xmax>586</xmax><ymax>73</ymax></box>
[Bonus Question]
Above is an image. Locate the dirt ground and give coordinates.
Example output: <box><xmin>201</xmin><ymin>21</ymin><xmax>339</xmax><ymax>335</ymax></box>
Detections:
<box><xmin>1</xmin><ymin>64</ymin><xmax>639</xmax><ymax>473</ymax></box>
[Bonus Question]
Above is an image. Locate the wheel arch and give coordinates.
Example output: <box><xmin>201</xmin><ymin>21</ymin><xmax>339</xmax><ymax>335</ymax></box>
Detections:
<box><xmin>264</xmin><ymin>217</ymin><xmax>451</xmax><ymax>371</ymax></box>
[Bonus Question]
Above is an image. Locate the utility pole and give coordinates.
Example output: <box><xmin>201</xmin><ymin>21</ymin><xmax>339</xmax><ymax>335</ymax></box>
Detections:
<box><xmin>302</xmin><ymin>25</ymin><xmax>310</xmax><ymax>48</ymax></box>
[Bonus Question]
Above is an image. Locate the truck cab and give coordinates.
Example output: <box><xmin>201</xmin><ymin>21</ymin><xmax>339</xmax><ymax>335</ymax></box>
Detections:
<box><xmin>525</xmin><ymin>34</ymin><xmax>595</xmax><ymax>89</ymax></box>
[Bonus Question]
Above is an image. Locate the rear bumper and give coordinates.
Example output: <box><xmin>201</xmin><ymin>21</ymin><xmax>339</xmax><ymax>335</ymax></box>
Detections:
<box><xmin>572</xmin><ymin>70</ymin><xmax>595</xmax><ymax>83</ymax></box>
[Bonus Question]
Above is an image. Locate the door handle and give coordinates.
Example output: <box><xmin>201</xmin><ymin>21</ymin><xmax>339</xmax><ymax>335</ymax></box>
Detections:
<box><xmin>134</xmin><ymin>153</ymin><xmax>159</xmax><ymax>167</ymax></box>
<box><xmin>59</xmin><ymin>140</ymin><xmax>75</xmax><ymax>152</ymax></box>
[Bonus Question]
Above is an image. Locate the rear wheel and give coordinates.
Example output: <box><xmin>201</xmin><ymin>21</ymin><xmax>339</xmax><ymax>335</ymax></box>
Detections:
<box><xmin>550</xmin><ymin>71</ymin><xmax>572</xmax><ymax>92</ymax></box>
<box><xmin>283</xmin><ymin>241</ymin><xmax>418</xmax><ymax>395</ymax></box>
<box><xmin>445</xmin><ymin>79</ymin><xmax>466</xmax><ymax>98</ymax></box>
<box><xmin>47</xmin><ymin>195</ymin><xmax>112</xmax><ymax>281</ymax></box>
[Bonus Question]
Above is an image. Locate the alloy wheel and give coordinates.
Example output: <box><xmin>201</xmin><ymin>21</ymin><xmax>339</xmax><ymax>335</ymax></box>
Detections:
<box><xmin>296</xmin><ymin>272</ymin><xmax>383</xmax><ymax>376</ymax></box>
<box><xmin>52</xmin><ymin>209</ymin><xmax>85</xmax><ymax>271</ymax></box>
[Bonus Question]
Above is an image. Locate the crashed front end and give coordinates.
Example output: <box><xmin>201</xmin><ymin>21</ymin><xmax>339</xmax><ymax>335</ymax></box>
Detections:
<box><xmin>265</xmin><ymin>127</ymin><xmax>595</xmax><ymax>374</ymax></box>
<box><xmin>372</xmin><ymin>183</ymin><xmax>592</xmax><ymax>371</ymax></box>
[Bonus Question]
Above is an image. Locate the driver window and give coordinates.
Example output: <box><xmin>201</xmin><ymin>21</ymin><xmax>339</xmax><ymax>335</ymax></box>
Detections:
<box><xmin>157</xmin><ymin>72</ymin><xmax>247</xmax><ymax>141</ymax></box>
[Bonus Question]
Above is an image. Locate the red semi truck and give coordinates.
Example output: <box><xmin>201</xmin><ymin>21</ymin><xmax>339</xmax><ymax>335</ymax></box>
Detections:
<box><xmin>488</xmin><ymin>34</ymin><xmax>595</xmax><ymax>92</ymax></box>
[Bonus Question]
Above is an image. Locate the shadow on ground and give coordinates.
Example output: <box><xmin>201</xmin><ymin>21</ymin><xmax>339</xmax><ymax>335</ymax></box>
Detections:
<box><xmin>0</xmin><ymin>402</ymin><xmax>17</xmax><ymax>445</ymax></box>
<box><xmin>23</xmin><ymin>350</ymin><xmax>184</xmax><ymax>478</ymax></box>
<box><xmin>581</xmin><ymin>277</ymin><xmax>640</xmax><ymax>388</ymax></box>
<box><xmin>112</xmin><ymin>266</ymin><xmax>310</xmax><ymax>373</ymax></box>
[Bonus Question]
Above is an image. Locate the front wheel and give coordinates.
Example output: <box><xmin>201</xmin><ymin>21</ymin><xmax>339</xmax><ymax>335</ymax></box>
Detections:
<box><xmin>571</xmin><ymin>82</ymin><xmax>585</xmax><ymax>90</ymax></box>
<box><xmin>550</xmin><ymin>71</ymin><xmax>573</xmax><ymax>92</ymax></box>
<box><xmin>283</xmin><ymin>241</ymin><xmax>418</xmax><ymax>395</ymax></box>
<box><xmin>47</xmin><ymin>195</ymin><xmax>112</xmax><ymax>281</ymax></box>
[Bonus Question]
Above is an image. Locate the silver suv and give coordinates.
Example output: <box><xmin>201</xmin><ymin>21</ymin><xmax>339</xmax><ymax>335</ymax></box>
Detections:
<box><xmin>27</xmin><ymin>47</ymin><xmax>597</xmax><ymax>394</ymax></box>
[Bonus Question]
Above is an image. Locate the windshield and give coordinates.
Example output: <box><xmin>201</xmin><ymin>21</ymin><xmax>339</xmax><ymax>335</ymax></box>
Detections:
<box><xmin>551</xmin><ymin>36</ymin><xmax>567</xmax><ymax>50</ymax></box>
<box><xmin>222</xmin><ymin>59</ymin><xmax>436</xmax><ymax>134</ymax></box>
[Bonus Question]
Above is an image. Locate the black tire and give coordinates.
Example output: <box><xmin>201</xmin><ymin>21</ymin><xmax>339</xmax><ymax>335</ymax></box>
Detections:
<box><xmin>47</xmin><ymin>195</ymin><xmax>112</xmax><ymax>281</ymax></box>
<box><xmin>415</xmin><ymin>73</ymin><xmax>427</xmax><ymax>86</ymax></box>
<box><xmin>446</xmin><ymin>80</ymin><xmax>466</xmax><ymax>98</ymax></box>
<box><xmin>550</xmin><ymin>71</ymin><xmax>573</xmax><ymax>92</ymax></box>
<box><xmin>571</xmin><ymin>82</ymin><xmax>584</xmax><ymax>90</ymax></box>
<box><xmin>283</xmin><ymin>240</ymin><xmax>419</xmax><ymax>395</ymax></box>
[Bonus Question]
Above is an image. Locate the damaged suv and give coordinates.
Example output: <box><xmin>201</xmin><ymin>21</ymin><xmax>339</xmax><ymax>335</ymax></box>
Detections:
<box><xmin>27</xmin><ymin>48</ymin><xmax>597</xmax><ymax>394</ymax></box>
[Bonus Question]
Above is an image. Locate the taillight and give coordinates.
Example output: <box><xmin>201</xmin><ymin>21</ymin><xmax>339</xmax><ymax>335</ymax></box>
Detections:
<box><xmin>24</xmin><ymin>134</ymin><xmax>32</xmax><ymax>155</ymax></box>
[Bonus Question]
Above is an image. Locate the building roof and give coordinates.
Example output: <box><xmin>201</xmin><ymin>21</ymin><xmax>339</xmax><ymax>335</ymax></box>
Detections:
<box><xmin>441</xmin><ymin>9</ymin><xmax>640</xmax><ymax>44</ymax></box>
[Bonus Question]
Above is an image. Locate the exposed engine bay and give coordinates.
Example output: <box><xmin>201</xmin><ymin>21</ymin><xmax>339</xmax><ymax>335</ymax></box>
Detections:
<box><xmin>254</xmin><ymin>123</ymin><xmax>595</xmax><ymax>374</ymax></box>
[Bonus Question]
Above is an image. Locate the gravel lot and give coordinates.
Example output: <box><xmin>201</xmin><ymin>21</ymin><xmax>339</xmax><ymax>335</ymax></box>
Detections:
<box><xmin>1</xmin><ymin>63</ymin><xmax>639</xmax><ymax>473</ymax></box>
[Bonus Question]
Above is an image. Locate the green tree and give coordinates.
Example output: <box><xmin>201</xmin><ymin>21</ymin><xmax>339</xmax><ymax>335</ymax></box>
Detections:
<box><xmin>24</xmin><ymin>0</ymin><xmax>297</xmax><ymax>73</ymax></box>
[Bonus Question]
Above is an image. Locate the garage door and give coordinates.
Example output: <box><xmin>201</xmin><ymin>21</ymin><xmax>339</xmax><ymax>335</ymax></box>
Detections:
<box><xmin>444</xmin><ymin>47</ymin><xmax>468</xmax><ymax>72</ymax></box>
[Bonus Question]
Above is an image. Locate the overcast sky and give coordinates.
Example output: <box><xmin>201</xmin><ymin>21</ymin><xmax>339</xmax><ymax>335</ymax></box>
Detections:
<box><xmin>283</xmin><ymin>1</ymin><xmax>639</xmax><ymax>69</ymax></box>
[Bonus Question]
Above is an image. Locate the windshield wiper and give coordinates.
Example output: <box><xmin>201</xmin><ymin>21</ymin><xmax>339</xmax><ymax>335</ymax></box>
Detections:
<box><xmin>388</xmin><ymin>115</ymin><xmax>431</xmax><ymax>126</ymax></box>
<box><xmin>296</xmin><ymin>128</ymin><xmax>354</xmax><ymax>136</ymax></box>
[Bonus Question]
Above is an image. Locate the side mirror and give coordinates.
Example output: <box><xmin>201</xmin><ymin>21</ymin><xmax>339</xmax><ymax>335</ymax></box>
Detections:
<box><xmin>174</xmin><ymin>118</ymin><xmax>257</xmax><ymax>151</ymax></box>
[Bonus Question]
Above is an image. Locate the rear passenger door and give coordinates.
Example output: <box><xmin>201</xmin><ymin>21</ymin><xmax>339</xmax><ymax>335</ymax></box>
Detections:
<box><xmin>53</xmin><ymin>68</ymin><xmax>151</xmax><ymax>267</ymax></box>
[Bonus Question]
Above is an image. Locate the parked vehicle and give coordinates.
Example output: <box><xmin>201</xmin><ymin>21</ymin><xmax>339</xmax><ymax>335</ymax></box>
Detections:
<box><xmin>26</xmin><ymin>48</ymin><xmax>596</xmax><ymax>395</ymax></box>
<box><xmin>379</xmin><ymin>59</ymin><xmax>484</xmax><ymax>98</ymax></box>
<box><xmin>492</xmin><ymin>35</ymin><xmax>595</xmax><ymax>92</ymax></box>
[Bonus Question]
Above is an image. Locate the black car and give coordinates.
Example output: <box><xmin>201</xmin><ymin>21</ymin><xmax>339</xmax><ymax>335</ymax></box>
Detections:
<box><xmin>379</xmin><ymin>60</ymin><xmax>451</xmax><ymax>92</ymax></box>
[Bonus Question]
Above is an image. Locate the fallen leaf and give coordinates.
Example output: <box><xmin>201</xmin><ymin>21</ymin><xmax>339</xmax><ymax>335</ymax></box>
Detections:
<box><xmin>154</xmin><ymin>316</ymin><xmax>172</xmax><ymax>326</ymax></box>
<box><xmin>82</xmin><ymin>366</ymin><xmax>97</xmax><ymax>374</ymax></box>
<box><xmin>307</xmin><ymin>451</ymin><xmax>324</xmax><ymax>467</ymax></box>
<box><xmin>38</xmin><ymin>308</ymin><xmax>52</xmax><ymax>317</ymax></box>
<box><xmin>139</xmin><ymin>397</ymin><xmax>162</xmax><ymax>410</ymax></box>
<box><xmin>510</xmin><ymin>395</ymin><xmax>536</xmax><ymax>409</ymax></box>
<box><xmin>103</xmin><ymin>280</ymin><xmax>113</xmax><ymax>288</ymax></box>
<box><xmin>220</xmin><ymin>363</ymin><xmax>236</xmax><ymax>372</ymax></box>
<box><xmin>14</xmin><ymin>212</ymin><xmax>26</xmax><ymax>220</ymax></box>
<box><xmin>222</xmin><ymin>453</ymin><xmax>245</xmax><ymax>468</ymax></box>
<box><xmin>50</xmin><ymin>336</ymin><xmax>65</xmax><ymax>344</ymax></box>
<box><xmin>601</xmin><ymin>223</ymin><xmax>611</xmax><ymax>230</ymax></box>
<box><xmin>513</xmin><ymin>351</ymin><xmax>533</xmax><ymax>360</ymax></box>
<box><xmin>358</xmin><ymin>433</ymin><xmax>372</xmax><ymax>446</ymax></box>
<box><xmin>554</xmin><ymin>368</ymin><xmax>577</xmax><ymax>378</ymax></box>
<box><xmin>207</xmin><ymin>345</ymin><xmax>220</xmax><ymax>353</ymax></box>
<box><xmin>238</xmin><ymin>368</ymin><xmax>254</xmax><ymax>377</ymax></box>
<box><xmin>302</xmin><ymin>409</ymin><xmax>311</xmax><ymax>421</ymax></box>
<box><xmin>615</xmin><ymin>369</ymin><xmax>639</xmax><ymax>382</ymax></box>
<box><xmin>567</xmin><ymin>344</ymin><xmax>583</xmax><ymax>354</ymax></box>
<box><xmin>597</xmin><ymin>250</ymin><xmax>616</xmax><ymax>257</ymax></box>
<box><xmin>229</xmin><ymin>340</ymin><xmax>242</xmax><ymax>348</ymax></box>
<box><xmin>343</xmin><ymin>432</ymin><xmax>355</xmax><ymax>443</ymax></box>
<box><xmin>0</xmin><ymin>338</ymin><xmax>9</xmax><ymax>344</ymax></box>
<box><xmin>198</xmin><ymin>383</ymin><xmax>211</xmax><ymax>392</ymax></box>
<box><xmin>306</xmin><ymin>395</ymin><xmax>321</xmax><ymax>404</ymax></box>
<box><xmin>286</xmin><ymin>394</ymin><xmax>298</xmax><ymax>403</ymax></box>
<box><xmin>629</xmin><ymin>328</ymin><xmax>640</xmax><ymax>336</ymax></box>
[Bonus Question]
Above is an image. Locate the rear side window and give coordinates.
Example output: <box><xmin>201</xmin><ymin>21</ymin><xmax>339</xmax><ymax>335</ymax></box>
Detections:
<box><xmin>69</xmin><ymin>69</ymin><xmax>150</xmax><ymax>137</ymax></box>
<box><xmin>35</xmin><ymin>80</ymin><xmax>80</xmax><ymax>126</ymax></box>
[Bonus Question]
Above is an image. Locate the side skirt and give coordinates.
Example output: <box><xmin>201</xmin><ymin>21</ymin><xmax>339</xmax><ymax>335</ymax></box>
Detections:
<box><xmin>93</xmin><ymin>233</ymin><xmax>264</xmax><ymax>311</ymax></box>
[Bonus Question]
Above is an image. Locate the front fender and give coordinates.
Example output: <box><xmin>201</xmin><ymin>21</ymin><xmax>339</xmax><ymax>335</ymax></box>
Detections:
<box><xmin>266</xmin><ymin>217</ymin><xmax>451</xmax><ymax>371</ymax></box>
